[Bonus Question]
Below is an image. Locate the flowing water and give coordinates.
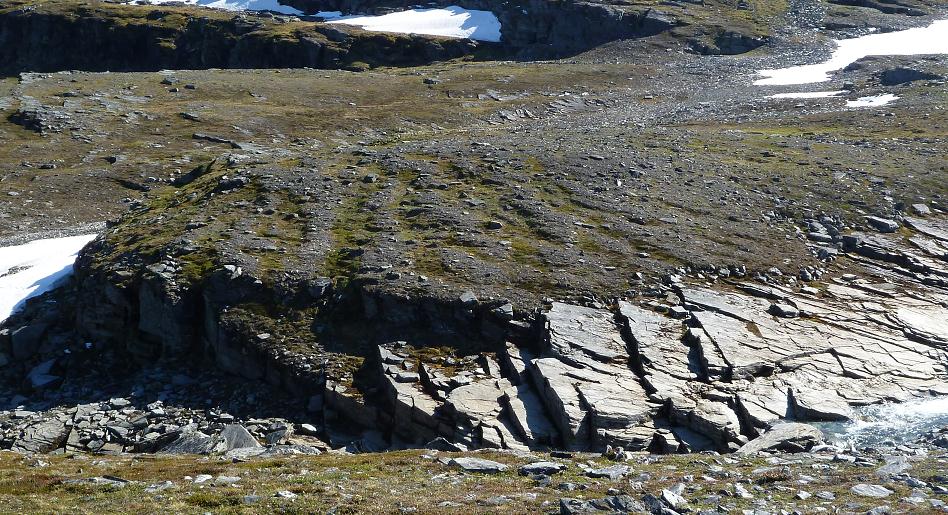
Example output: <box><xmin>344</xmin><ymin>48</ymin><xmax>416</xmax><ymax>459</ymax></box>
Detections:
<box><xmin>815</xmin><ymin>396</ymin><xmax>948</xmax><ymax>449</ymax></box>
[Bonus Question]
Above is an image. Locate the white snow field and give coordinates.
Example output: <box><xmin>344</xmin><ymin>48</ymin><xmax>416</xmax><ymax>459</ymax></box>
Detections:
<box><xmin>130</xmin><ymin>0</ymin><xmax>303</xmax><ymax>16</ymax></box>
<box><xmin>128</xmin><ymin>2</ymin><xmax>502</xmax><ymax>41</ymax></box>
<box><xmin>325</xmin><ymin>7</ymin><xmax>502</xmax><ymax>42</ymax></box>
<box><xmin>756</xmin><ymin>19</ymin><xmax>948</xmax><ymax>86</ymax></box>
<box><xmin>846</xmin><ymin>93</ymin><xmax>899</xmax><ymax>107</ymax></box>
<box><xmin>0</xmin><ymin>234</ymin><xmax>98</xmax><ymax>323</ymax></box>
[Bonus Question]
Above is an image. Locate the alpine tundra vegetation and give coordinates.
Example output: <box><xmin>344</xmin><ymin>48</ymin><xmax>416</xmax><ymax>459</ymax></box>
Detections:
<box><xmin>0</xmin><ymin>0</ymin><xmax>946</xmax><ymax>512</ymax></box>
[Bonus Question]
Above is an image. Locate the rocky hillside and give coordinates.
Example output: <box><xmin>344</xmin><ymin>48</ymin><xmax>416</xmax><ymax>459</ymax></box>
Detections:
<box><xmin>0</xmin><ymin>0</ymin><xmax>946</xmax><ymax>511</ymax></box>
<box><xmin>0</xmin><ymin>0</ymin><xmax>478</xmax><ymax>74</ymax></box>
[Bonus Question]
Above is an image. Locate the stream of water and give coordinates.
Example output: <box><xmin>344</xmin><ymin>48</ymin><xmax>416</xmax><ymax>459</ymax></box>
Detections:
<box><xmin>814</xmin><ymin>396</ymin><xmax>948</xmax><ymax>449</ymax></box>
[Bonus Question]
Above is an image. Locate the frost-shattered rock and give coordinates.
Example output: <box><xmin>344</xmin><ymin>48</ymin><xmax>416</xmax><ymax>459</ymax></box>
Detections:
<box><xmin>559</xmin><ymin>495</ymin><xmax>644</xmax><ymax>514</ymax></box>
<box><xmin>519</xmin><ymin>461</ymin><xmax>567</xmax><ymax>475</ymax></box>
<box><xmin>736</xmin><ymin>423</ymin><xmax>823</xmax><ymax>454</ymax></box>
<box><xmin>851</xmin><ymin>484</ymin><xmax>894</xmax><ymax>498</ymax></box>
<box><xmin>220</xmin><ymin>424</ymin><xmax>261</xmax><ymax>450</ymax></box>
<box><xmin>159</xmin><ymin>430</ymin><xmax>225</xmax><ymax>454</ymax></box>
<box><xmin>11</xmin><ymin>418</ymin><xmax>70</xmax><ymax>453</ymax></box>
<box><xmin>449</xmin><ymin>457</ymin><xmax>508</xmax><ymax>473</ymax></box>
<box><xmin>585</xmin><ymin>464</ymin><xmax>631</xmax><ymax>480</ymax></box>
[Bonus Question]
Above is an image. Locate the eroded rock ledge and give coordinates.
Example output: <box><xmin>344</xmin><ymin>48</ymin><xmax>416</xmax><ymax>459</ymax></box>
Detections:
<box><xmin>1</xmin><ymin>207</ymin><xmax>946</xmax><ymax>455</ymax></box>
<box><xmin>0</xmin><ymin>1</ymin><xmax>478</xmax><ymax>74</ymax></box>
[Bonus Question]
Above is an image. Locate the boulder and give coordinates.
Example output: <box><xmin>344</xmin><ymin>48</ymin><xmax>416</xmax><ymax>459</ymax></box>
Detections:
<box><xmin>789</xmin><ymin>388</ymin><xmax>853</xmax><ymax>421</ymax></box>
<box><xmin>26</xmin><ymin>359</ymin><xmax>61</xmax><ymax>389</ymax></box>
<box><xmin>519</xmin><ymin>461</ymin><xmax>566</xmax><ymax>476</ymax></box>
<box><xmin>850</xmin><ymin>484</ymin><xmax>893</xmax><ymax>498</ymax></box>
<box><xmin>449</xmin><ymin>457</ymin><xmax>508</xmax><ymax>474</ymax></box>
<box><xmin>735</xmin><ymin>422</ymin><xmax>823</xmax><ymax>454</ymax></box>
<box><xmin>220</xmin><ymin>424</ymin><xmax>261</xmax><ymax>450</ymax></box>
<box><xmin>11</xmin><ymin>418</ymin><xmax>70</xmax><ymax>453</ymax></box>
<box><xmin>559</xmin><ymin>495</ymin><xmax>644</xmax><ymax>514</ymax></box>
<box><xmin>159</xmin><ymin>430</ymin><xmax>225</xmax><ymax>455</ymax></box>
<box><xmin>866</xmin><ymin>216</ymin><xmax>899</xmax><ymax>233</ymax></box>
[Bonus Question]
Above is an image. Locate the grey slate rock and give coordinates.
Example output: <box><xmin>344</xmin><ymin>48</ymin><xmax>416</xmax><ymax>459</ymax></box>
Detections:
<box><xmin>850</xmin><ymin>484</ymin><xmax>894</xmax><ymax>498</ymax></box>
<box><xmin>876</xmin><ymin>455</ymin><xmax>912</xmax><ymax>477</ymax></box>
<box><xmin>769</xmin><ymin>303</ymin><xmax>799</xmax><ymax>318</ymax></box>
<box><xmin>867</xmin><ymin>216</ymin><xmax>899</xmax><ymax>233</ymax></box>
<box><xmin>519</xmin><ymin>461</ymin><xmax>566</xmax><ymax>476</ymax></box>
<box><xmin>735</xmin><ymin>422</ymin><xmax>823</xmax><ymax>454</ymax></box>
<box><xmin>159</xmin><ymin>430</ymin><xmax>224</xmax><ymax>455</ymax></box>
<box><xmin>11</xmin><ymin>418</ymin><xmax>70</xmax><ymax>453</ymax></box>
<box><xmin>26</xmin><ymin>359</ymin><xmax>61</xmax><ymax>389</ymax></box>
<box><xmin>559</xmin><ymin>495</ymin><xmax>644</xmax><ymax>514</ymax></box>
<box><xmin>220</xmin><ymin>424</ymin><xmax>261</xmax><ymax>450</ymax></box>
<box><xmin>585</xmin><ymin>464</ymin><xmax>631</xmax><ymax>480</ymax></box>
<box><xmin>449</xmin><ymin>457</ymin><xmax>508</xmax><ymax>474</ymax></box>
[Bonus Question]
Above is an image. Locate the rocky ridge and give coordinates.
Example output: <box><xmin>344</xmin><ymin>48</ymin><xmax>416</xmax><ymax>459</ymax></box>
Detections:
<box><xmin>0</xmin><ymin>0</ymin><xmax>478</xmax><ymax>74</ymax></box>
<box><xmin>2</xmin><ymin>208</ymin><xmax>946</xmax><ymax>457</ymax></box>
<box><xmin>0</xmin><ymin>0</ymin><xmax>946</xmax><ymax>469</ymax></box>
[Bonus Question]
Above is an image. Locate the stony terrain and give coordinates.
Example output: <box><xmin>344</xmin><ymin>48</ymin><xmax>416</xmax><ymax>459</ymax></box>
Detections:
<box><xmin>0</xmin><ymin>446</ymin><xmax>946</xmax><ymax>513</ymax></box>
<box><xmin>0</xmin><ymin>0</ymin><xmax>946</xmax><ymax>511</ymax></box>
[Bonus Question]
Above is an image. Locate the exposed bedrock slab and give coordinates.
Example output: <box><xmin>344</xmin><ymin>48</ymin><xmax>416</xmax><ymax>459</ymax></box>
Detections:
<box><xmin>292</xmin><ymin>218</ymin><xmax>948</xmax><ymax>454</ymax></box>
<box><xmin>502</xmin><ymin>383</ymin><xmax>558</xmax><ymax>447</ymax></box>
<box><xmin>532</xmin><ymin>303</ymin><xmax>655</xmax><ymax>451</ymax></box>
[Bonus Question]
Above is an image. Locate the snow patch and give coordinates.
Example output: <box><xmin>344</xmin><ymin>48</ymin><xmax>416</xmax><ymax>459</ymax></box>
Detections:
<box><xmin>326</xmin><ymin>6</ymin><xmax>502</xmax><ymax>42</ymax></box>
<box><xmin>767</xmin><ymin>90</ymin><xmax>846</xmax><ymax>99</ymax></box>
<box><xmin>755</xmin><ymin>19</ymin><xmax>948</xmax><ymax>86</ymax></box>
<box><xmin>130</xmin><ymin>0</ymin><xmax>303</xmax><ymax>16</ymax></box>
<box><xmin>0</xmin><ymin>234</ymin><xmax>98</xmax><ymax>323</ymax></box>
<box><xmin>846</xmin><ymin>93</ymin><xmax>898</xmax><ymax>107</ymax></box>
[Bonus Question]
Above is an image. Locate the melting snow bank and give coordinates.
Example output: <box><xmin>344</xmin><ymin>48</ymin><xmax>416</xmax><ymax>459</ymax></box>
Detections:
<box><xmin>129</xmin><ymin>0</ymin><xmax>303</xmax><ymax>16</ymax></box>
<box><xmin>127</xmin><ymin>2</ymin><xmax>501</xmax><ymax>42</ymax></box>
<box><xmin>324</xmin><ymin>7</ymin><xmax>502</xmax><ymax>42</ymax></box>
<box><xmin>816</xmin><ymin>396</ymin><xmax>948</xmax><ymax>449</ymax></box>
<box><xmin>847</xmin><ymin>93</ymin><xmax>898</xmax><ymax>107</ymax></box>
<box><xmin>755</xmin><ymin>19</ymin><xmax>948</xmax><ymax>86</ymax></box>
<box><xmin>0</xmin><ymin>234</ymin><xmax>98</xmax><ymax>323</ymax></box>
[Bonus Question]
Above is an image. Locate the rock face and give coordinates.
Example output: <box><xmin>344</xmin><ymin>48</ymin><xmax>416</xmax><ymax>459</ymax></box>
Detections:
<box><xmin>0</xmin><ymin>3</ymin><xmax>477</xmax><ymax>74</ymax></box>
<box><xmin>312</xmin><ymin>217</ymin><xmax>948</xmax><ymax>453</ymax></box>
<box><xmin>283</xmin><ymin>0</ymin><xmax>681</xmax><ymax>58</ymax></box>
<box><xmin>4</xmin><ymin>174</ymin><xmax>948</xmax><ymax>457</ymax></box>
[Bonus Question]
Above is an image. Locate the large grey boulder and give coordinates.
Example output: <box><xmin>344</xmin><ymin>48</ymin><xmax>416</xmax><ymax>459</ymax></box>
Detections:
<box><xmin>879</xmin><ymin>67</ymin><xmax>942</xmax><ymax>86</ymax></box>
<box><xmin>448</xmin><ymin>457</ymin><xmax>508</xmax><ymax>474</ymax></box>
<box><xmin>160</xmin><ymin>430</ymin><xmax>225</xmax><ymax>455</ymax></box>
<box><xmin>585</xmin><ymin>464</ymin><xmax>631</xmax><ymax>480</ymax></box>
<box><xmin>220</xmin><ymin>424</ymin><xmax>261</xmax><ymax>450</ymax></box>
<box><xmin>11</xmin><ymin>418</ymin><xmax>70</xmax><ymax>453</ymax></box>
<box><xmin>519</xmin><ymin>461</ymin><xmax>566</xmax><ymax>476</ymax></box>
<box><xmin>850</xmin><ymin>484</ymin><xmax>893</xmax><ymax>498</ymax></box>
<box><xmin>866</xmin><ymin>216</ymin><xmax>899</xmax><ymax>233</ymax></box>
<box><xmin>789</xmin><ymin>388</ymin><xmax>853</xmax><ymax>421</ymax></box>
<box><xmin>559</xmin><ymin>495</ymin><xmax>644</xmax><ymax>514</ymax></box>
<box><xmin>735</xmin><ymin>422</ymin><xmax>823</xmax><ymax>454</ymax></box>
